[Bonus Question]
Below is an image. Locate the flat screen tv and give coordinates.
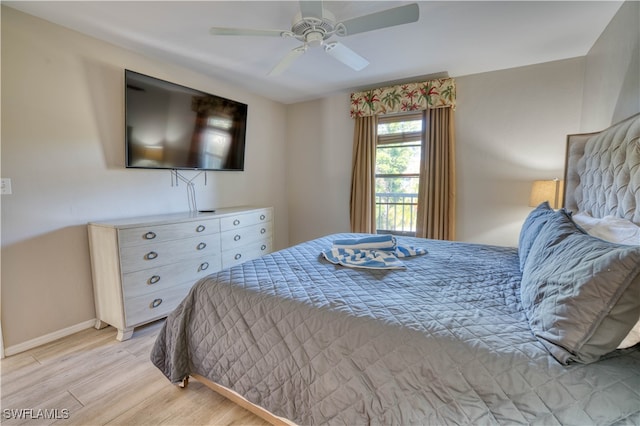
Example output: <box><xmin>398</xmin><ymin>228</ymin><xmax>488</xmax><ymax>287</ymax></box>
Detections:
<box><xmin>125</xmin><ymin>70</ymin><xmax>247</xmax><ymax>171</ymax></box>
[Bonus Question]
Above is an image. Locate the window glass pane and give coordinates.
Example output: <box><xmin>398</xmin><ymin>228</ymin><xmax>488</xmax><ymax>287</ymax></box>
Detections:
<box><xmin>376</xmin><ymin>143</ymin><xmax>421</xmax><ymax>175</ymax></box>
<box><xmin>375</xmin><ymin>184</ymin><xmax>419</xmax><ymax>234</ymax></box>
<box><xmin>375</xmin><ymin>176</ymin><xmax>419</xmax><ymax>196</ymax></box>
<box><xmin>377</xmin><ymin>119</ymin><xmax>422</xmax><ymax>135</ymax></box>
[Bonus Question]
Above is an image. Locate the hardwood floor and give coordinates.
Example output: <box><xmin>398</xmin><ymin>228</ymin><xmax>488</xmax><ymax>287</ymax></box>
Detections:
<box><xmin>0</xmin><ymin>321</ymin><xmax>271</xmax><ymax>425</ymax></box>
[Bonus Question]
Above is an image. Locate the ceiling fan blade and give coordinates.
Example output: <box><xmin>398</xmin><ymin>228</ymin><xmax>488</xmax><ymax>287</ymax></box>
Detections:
<box><xmin>269</xmin><ymin>46</ymin><xmax>307</xmax><ymax>76</ymax></box>
<box><xmin>337</xmin><ymin>3</ymin><xmax>419</xmax><ymax>36</ymax></box>
<box><xmin>299</xmin><ymin>1</ymin><xmax>324</xmax><ymax>20</ymax></box>
<box><xmin>210</xmin><ymin>27</ymin><xmax>286</xmax><ymax>37</ymax></box>
<box><xmin>324</xmin><ymin>42</ymin><xmax>369</xmax><ymax>71</ymax></box>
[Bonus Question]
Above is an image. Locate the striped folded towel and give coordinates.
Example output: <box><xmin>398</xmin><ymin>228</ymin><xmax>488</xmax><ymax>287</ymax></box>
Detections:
<box><xmin>395</xmin><ymin>244</ymin><xmax>427</xmax><ymax>258</ymax></box>
<box><xmin>322</xmin><ymin>248</ymin><xmax>406</xmax><ymax>270</ymax></box>
<box><xmin>321</xmin><ymin>234</ymin><xmax>427</xmax><ymax>270</ymax></box>
<box><xmin>332</xmin><ymin>234</ymin><xmax>397</xmax><ymax>252</ymax></box>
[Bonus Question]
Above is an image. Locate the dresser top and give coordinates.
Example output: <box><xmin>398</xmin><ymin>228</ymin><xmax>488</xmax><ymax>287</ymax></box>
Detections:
<box><xmin>88</xmin><ymin>206</ymin><xmax>270</xmax><ymax>229</ymax></box>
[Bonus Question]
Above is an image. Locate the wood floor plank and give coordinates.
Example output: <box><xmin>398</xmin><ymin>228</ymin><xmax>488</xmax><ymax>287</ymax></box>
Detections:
<box><xmin>103</xmin><ymin>380</ymin><xmax>215</xmax><ymax>425</ymax></box>
<box><xmin>67</xmin><ymin>354</ymin><xmax>159</xmax><ymax>406</ymax></box>
<box><xmin>119</xmin><ymin>322</ymin><xmax>165</xmax><ymax>358</ymax></box>
<box><xmin>105</xmin><ymin>380</ymin><xmax>268</xmax><ymax>426</ymax></box>
<box><xmin>2</xmin><ymin>344</ymin><xmax>137</xmax><ymax>406</ymax></box>
<box><xmin>216</xmin><ymin>403</ymin><xmax>273</xmax><ymax>426</ymax></box>
<box><xmin>1</xmin><ymin>320</ymin><xmax>271</xmax><ymax>426</ymax></box>
<box><xmin>29</xmin><ymin>326</ymin><xmax>117</xmax><ymax>364</ymax></box>
<box><xmin>57</xmin><ymin>368</ymin><xmax>169</xmax><ymax>425</ymax></box>
<box><xmin>0</xmin><ymin>353</ymin><xmax>39</xmax><ymax>377</ymax></box>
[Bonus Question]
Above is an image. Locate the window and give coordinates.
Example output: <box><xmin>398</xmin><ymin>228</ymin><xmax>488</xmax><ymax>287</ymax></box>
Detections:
<box><xmin>375</xmin><ymin>113</ymin><xmax>423</xmax><ymax>236</ymax></box>
<box><xmin>201</xmin><ymin>116</ymin><xmax>233</xmax><ymax>169</ymax></box>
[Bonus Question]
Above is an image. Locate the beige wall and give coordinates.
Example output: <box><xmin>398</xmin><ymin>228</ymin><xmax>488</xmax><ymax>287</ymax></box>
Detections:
<box><xmin>286</xmin><ymin>58</ymin><xmax>585</xmax><ymax>247</ymax></box>
<box><xmin>580</xmin><ymin>0</ymin><xmax>639</xmax><ymax>131</ymax></box>
<box><xmin>286</xmin><ymin>96</ymin><xmax>353</xmax><ymax>245</ymax></box>
<box><xmin>455</xmin><ymin>58</ymin><xmax>584</xmax><ymax>245</ymax></box>
<box><xmin>1</xmin><ymin>7</ymin><xmax>289</xmax><ymax>350</ymax></box>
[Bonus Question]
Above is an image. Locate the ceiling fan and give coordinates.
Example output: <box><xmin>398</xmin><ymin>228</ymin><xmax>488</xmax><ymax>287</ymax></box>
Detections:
<box><xmin>209</xmin><ymin>1</ymin><xmax>419</xmax><ymax>76</ymax></box>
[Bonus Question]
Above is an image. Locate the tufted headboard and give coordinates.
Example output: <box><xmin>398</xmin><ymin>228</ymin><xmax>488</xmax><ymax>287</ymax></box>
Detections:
<box><xmin>564</xmin><ymin>113</ymin><xmax>640</xmax><ymax>225</ymax></box>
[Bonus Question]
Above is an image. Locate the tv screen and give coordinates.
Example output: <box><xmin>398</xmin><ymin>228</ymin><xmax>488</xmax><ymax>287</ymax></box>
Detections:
<box><xmin>125</xmin><ymin>70</ymin><xmax>247</xmax><ymax>171</ymax></box>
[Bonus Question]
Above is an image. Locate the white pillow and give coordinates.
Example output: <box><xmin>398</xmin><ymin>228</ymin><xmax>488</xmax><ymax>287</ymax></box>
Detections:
<box><xmin>572</xmin><ymin>212</ymin><xmax>640</xmax><ymax>246</ymax></box>
<box><xmin>572</xmin><ymin>212</ymin><xmax>640</xmax><ymax>349</ymax></box>
<box><xmin>571</xmin><ymin>211</ymin><xmax>601</xmax><ymax>231</ymax></box>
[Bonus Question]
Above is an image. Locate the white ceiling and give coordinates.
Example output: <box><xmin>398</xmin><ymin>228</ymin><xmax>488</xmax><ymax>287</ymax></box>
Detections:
<box><xmin>5</xmin><ymin>1</ymin><xmax>623</xmax><ymax>104</ymax></box>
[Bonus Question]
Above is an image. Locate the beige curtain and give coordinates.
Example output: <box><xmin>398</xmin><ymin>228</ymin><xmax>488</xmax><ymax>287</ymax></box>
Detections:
<box><xmin>350</xmin><ymin>115</ymin><xmax>378</xmax><ymax>233</ymax></box>
<box><xmin>415</xmin><ymin>108</ymin><xmax>456</xmax><ymax>240</ymax></box>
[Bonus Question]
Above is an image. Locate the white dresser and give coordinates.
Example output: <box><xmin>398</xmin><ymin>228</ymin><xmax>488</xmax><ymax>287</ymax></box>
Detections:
<box><xmin>88</xmin><ymin>207</ymin><xmax>273</xmax><ymax>341</ymax></box>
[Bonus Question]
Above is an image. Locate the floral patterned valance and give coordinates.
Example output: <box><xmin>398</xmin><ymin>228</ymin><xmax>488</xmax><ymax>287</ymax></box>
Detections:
<box><xmin>350</xmin><ymin>78</ymin><xmax>456</xmax><ymax>118</ymax></box>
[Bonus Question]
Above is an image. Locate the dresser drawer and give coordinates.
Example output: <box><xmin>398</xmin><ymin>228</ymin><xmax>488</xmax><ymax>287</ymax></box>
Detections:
<box><xmin>124</xmin><ymin>284</ymin><xmax>192</xmax><ymax>326</ymax></box>
<box><xmin>220</xmin><ymin>208</ymin><xmax>271</xmax><ymax>232</ymax></box>
<box><xmin>118</xmin><ymin>218</ymin><xmax>220</xmax><ymax>247</ymax></box>
<box><xmin>120</xmin><ymin>233</ymin><xmax>221</xmax><ymax>273</ymax></box>
<box><xmin>222</xmin><ymin>239</ymin><xmax>273</xmax><ymax>269</ymax></box>
<box><xmin>220</xmin><ymin>222</ymin><xmax>273</xmax><ymax>249</ymax></box>
<box><xmin>122</xmin><ymin>255</ymin><xmax>221</xmax><ymax>299</ymax></box>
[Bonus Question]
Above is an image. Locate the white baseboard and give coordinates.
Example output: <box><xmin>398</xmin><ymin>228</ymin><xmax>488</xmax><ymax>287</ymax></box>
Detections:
<box><xmin>3</xmin><ymin>319</ymin><xmax>96</xmax><ymax>357</ymax></box>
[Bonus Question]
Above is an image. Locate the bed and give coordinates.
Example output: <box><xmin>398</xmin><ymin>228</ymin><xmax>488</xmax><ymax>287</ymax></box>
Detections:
<box><xmin>151</xmin><ymin>113</ymin><xmax>640</xmax><ymax>425</ymax></box>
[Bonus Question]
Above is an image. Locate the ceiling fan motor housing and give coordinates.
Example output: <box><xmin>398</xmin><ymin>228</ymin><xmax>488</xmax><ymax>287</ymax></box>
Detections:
<box><xmin>291</xmin><ymin>11</ymin><xmax>336</xmax><ymax>47</ymax></box>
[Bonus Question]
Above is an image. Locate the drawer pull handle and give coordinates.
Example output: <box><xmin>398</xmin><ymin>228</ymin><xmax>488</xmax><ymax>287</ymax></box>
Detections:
<box><xmin>199</xmin><ymin>262</ymin><xmax>209</xmax><ymax>271</ymax></box>
<box><xmin>196</xmin><ymin>225</ymin><xmax>206</xmax><ymax>233</ymax></box>
<box><xmin>234</xmin><ymin>234</ymin><xmax>241</xmax><ymax>241</ymax></box>
<box><xmin>144</xmin><ymin>231</ymin><xmax>157</xmax><ymax>240</ymax></box>
<box><xmin>234</xmin><ymin>253</ymin><xmax>242</xmax><ymax>260</ymax></box>
<box><xmin>261</xmin><ymin>244</ymin><xmax>267</xmax><ymax>251</ymax></box>
<box><xmin>197</xmin><ymin>242</ymin><xmax>207</xmax><ymax>250</ymax></box>
<box><xmin>145</xmin><ymin>251</ymin><xmax>158</xmax><ymax>260</ymax></box>
<box><xmin>148</xmin><ymin>275</ymin><xmax>161</xmax><ymax>285</ymax></box>
<box><xmin>260</xmin><ymin>214</ymin><xmax>266</xmax><ymax>220</ymax></box>
<box><xmin>150</xmin><ymin>298</ymin><xmax>163</xmax><ymax>309</ymax></box>
<box><xmin>233</xmin><ymin>219</ymin><xmax>240</xmax><ymax>226</ymax></box>
<box><xmin>260</xmin><ymin>228</ymin><xmax>266</xmax><ymax>234</ymax></box>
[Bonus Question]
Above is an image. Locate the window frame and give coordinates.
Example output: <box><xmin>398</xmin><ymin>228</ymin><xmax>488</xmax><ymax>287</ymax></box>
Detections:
<box><xmin>374</xmin><ymin>112</ymin><xmax>424</xmax><ymax>236</ymax></box>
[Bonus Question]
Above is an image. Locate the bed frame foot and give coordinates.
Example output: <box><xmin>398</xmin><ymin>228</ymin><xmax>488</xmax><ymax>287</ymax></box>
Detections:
<box><xmin>178</xmin><ymin>376</ymin><xmax>189</xmax><ymax>388</ymax></box>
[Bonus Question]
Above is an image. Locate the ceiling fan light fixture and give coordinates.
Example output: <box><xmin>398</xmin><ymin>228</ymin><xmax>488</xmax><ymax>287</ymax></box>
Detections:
<box><xmin>305</xmin><ymin>31</ymin><xmax>324</xmax><ymax>47</ymax></box>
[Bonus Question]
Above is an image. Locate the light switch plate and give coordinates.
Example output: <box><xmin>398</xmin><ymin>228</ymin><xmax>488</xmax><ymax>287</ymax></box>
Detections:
<box><xmin>1</xmin><ymin>178</ymin><xmax>12</xmax><ymax>195</ymax></box>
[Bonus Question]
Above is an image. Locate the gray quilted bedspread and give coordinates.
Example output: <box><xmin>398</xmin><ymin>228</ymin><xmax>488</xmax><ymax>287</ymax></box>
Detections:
<box><xmin>151</xmin><ymin>234</ymin><xmax>640</xmax><ymax>425</ymax></box>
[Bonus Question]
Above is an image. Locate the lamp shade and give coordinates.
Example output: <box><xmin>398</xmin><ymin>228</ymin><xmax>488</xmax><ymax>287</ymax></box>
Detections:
<box><xmin>529</xmin><ymin>179</ymin><xmax>564</xmax><ymax>209</ymax></box>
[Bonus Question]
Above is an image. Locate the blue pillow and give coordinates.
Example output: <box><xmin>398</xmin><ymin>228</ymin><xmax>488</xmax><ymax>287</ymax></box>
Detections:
<box><xmin>518</xmin><ymin>202</ymin><xmax>555</xmax><ymax>271</ymax></box>
<box><xmin>520</xmin><ymin>210</ymin><xmax>640</xmax><ymax>364</ymax></box>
